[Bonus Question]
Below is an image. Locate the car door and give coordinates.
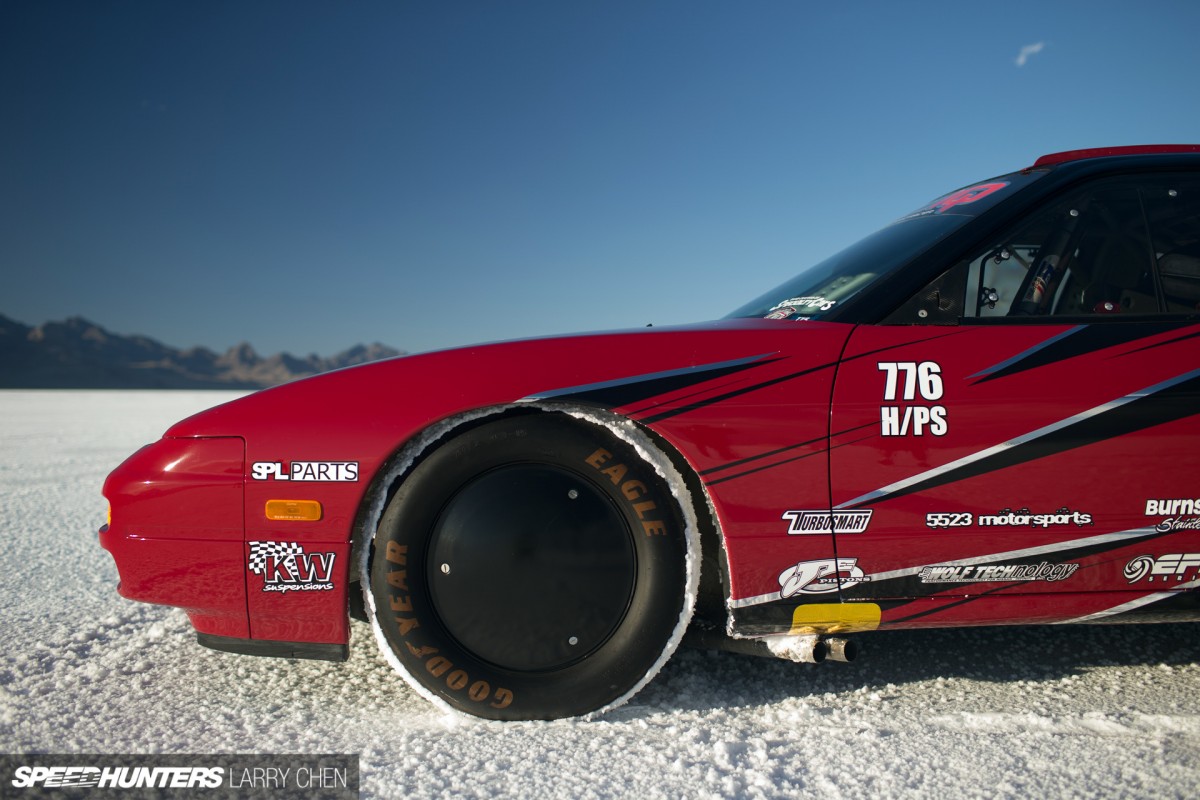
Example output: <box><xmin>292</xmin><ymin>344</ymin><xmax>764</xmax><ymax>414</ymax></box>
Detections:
<box><xmin>828</xmin><ymin>172</ymin><xmax>1200</xmax><ymax>626</ymax></box>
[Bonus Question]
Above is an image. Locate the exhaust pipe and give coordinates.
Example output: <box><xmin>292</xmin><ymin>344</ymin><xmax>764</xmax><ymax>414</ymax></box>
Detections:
<box><xmin>683</xmin><ymin>624</ymin><xmax>858</xmax><ymax>665</ymax></box>
<box><xmin>824</xmin><ymin>636</ymin><xmax>858</xmax><ymax>663</ymax></box>
<box><xmin>764</xmin><ymin>634</ymin><xmax>827</xmax><ymax>664</ymax></box>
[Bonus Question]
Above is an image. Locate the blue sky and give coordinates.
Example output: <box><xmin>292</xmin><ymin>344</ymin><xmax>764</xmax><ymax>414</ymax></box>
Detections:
<box><xmin>3</xmin><ymin>1</ymin><xmax>1199</xmax><ymax>357</ymax></box>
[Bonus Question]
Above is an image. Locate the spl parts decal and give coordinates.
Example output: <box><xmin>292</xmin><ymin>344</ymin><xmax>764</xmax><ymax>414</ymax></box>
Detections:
<box><xmin>919</xmin><ymin>562</ymin><xmax>1079</xmax><ymax>584</ymax></box>
<box><xmin>1145</xmin><ymin>498</ymin><xmax>1200</xmax><ymax>533</ymax></box>
<box><xmin>248</xmin><ymin>541</ymin><xmax>336</xmax><ymax>593</ymax></box>
<box><xmin>783</xmin><ymin>509</ymin><xmax>873</xmax><ymax>535</ymax></box>
<box><xmin>252</xmin><ymin>461</ymin><xmax>359</xmax><ymax>482</ymax></box>
<box><xmin>1124</xmin><ymin>554</ymin><xmax>1200</xmax><ymax>584</ymax></box>
<box><xmin>878</xmin><ymin>361</ymin><xmax>946</xmax><ymax>436</ymax></box>
<box><xmin>925</xmin><ymin>507</ymin><xmax>1093</xmax><ymax>529</ymax></box>
<box><xmin>779</xmin><ymin>558</ymin><xmax>870</xmax><ymax>597</ymax></box>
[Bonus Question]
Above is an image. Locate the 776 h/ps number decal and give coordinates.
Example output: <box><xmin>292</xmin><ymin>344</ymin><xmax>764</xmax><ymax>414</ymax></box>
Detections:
<box><xmin>878</xmin><ymin>361</ymin><xmax>946</xmax><ymax>436</ymax></box>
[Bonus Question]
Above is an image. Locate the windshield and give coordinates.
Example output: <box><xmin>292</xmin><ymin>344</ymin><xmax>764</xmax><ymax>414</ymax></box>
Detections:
<box><xmin>726</xmin><ymin>172</ymin><xmax>1045</xmax><ymax>320</ymax></box>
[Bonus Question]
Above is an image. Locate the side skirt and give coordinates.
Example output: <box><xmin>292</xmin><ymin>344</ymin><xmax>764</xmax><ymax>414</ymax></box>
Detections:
<box><xmin>197</xmin><ymin>633</ymin><xmax>349</xmax><ymax>663</ymax></box>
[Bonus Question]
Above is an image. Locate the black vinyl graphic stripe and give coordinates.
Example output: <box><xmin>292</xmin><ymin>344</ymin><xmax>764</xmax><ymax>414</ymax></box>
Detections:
<box><xmin>641</xmin><ymin>362</ymin><xmax>836</xmax><ymax>424</ymax></box>
<box><xmin>970</xmin><ymin>322</ymin><xmax>1180</xmax><ymax>385</ymax></box>
<box><xmin>1095</xmin><ymin>590</ymin><xmax>1200</xmax><ymax>621</ymax></box>
<box><xmin>884</xmin><ymin>584</ymin><xmax>1013</xmax><ymax>626</ymax></box>
<box><xmin>1111</xmin><ymin>327</ymin><xmax>1200</xmax><ymax>358</ymax></box>
<box><xmin>705</xmin><ymin>434</ymin><xmax>873</xmax><ymax>486</ymax></box>
<box><xmin>700</xmin><ymin>435</ymin><xmax>825</xmax><ymax>476</ymax></box>
<box><xmin>837</xmin><ymin>330</ymin><xmax>970</xmax><ymax>365</ymax></box>
<box><xmin>525</xmin><ymin>354</ymin><xmax>781</xmax><ymax>409</ymax></box>
<box><xmin>841</xmin><ymin>370</ymin><xmax>1200</xmax><ymax>508</ymax></box>
<box><xmin>699</xmin><ymin>421</ymin><xmax>875</xmax><ymax>479</ymax></box>
<box><xmin>639</xmin><ymin>330</ymin><xmax>963</xmax><ymax>425</ymax></box>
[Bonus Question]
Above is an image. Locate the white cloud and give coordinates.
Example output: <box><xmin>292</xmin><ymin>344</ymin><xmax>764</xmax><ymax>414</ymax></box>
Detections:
<box><xmin>1015</xmin><ymin>41</ymin><xmax>1046</xmax><ymax>67</ymax></box>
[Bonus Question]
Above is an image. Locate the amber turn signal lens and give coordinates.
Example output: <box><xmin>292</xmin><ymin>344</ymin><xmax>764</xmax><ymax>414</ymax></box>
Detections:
<box><xmin>265</xmin><ymin>500</ymin><xmax>323</xmax><ymax>521</ymax></box>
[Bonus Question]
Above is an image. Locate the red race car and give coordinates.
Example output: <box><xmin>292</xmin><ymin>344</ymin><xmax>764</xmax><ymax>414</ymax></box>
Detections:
<box><xmin>102</xmin><ymin>145</ymin><xmax>1200</xmax><ymax>720</ymax></box>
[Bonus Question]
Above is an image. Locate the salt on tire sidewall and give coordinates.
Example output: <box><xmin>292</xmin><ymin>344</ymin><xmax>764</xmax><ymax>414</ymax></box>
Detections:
<box><xmin>369</xmin><ymin>413</ymin><xmax>689</xmax><ymax>720</ymax></box>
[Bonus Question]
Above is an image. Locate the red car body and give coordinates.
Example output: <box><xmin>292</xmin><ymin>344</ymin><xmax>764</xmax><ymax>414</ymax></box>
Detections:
<box><xmin>102</xmin><ymin>145</ymin><xmax>1200</xmax><ymax>717</ymax></box>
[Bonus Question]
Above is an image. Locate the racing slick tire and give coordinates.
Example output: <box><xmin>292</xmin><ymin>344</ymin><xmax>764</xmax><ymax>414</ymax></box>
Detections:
<box><xmin>368</xmin><ymin>412</ymin><xmax>694</xmax><ymax>720</ymax></box>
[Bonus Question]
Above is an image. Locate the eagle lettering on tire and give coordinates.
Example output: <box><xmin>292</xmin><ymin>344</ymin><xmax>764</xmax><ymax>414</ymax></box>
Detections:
<box><xmin>367</xmin><ymin>412</ymin><xmax>697</xmax><ymax>720</ymax></box>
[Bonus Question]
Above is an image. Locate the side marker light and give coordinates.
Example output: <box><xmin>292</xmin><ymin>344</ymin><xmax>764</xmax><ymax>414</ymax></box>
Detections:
<box><xmin>265</xmin><ymin>500</ymin><xmax>323</xmax><ymax>521</ymax></box>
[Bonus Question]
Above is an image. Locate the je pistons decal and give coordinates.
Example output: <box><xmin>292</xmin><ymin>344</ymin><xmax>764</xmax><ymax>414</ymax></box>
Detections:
<box><xmin>778</xmin><ymin>558</ymin><xmax>869</xmax><ymax>597</ymax></box>
<box><xmin>783</xmin><ymin>509</ymin><xmax>872</xmax><ymax>535</ymax></box>
<box><xmin>248</xmin><ymin>541</ymin><xmax>336</xmax><ymax>593</ymax></box>
<box><xmin>252</xmin><ymin>461</ymin><xmax>358</xmax><ymax>482</ymax></box>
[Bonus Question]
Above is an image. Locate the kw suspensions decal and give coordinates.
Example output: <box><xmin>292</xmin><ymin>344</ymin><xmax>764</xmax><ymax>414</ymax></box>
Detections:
<box><xmin>248</xmin><ymin>542</ymin><xmax>336</xmax><ymax>592</ymax></box>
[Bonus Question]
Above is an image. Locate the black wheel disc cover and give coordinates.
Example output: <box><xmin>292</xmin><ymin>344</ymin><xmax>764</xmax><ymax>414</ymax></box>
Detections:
<box><xmin>427</xmin><ymin>464</ymin><xmax>636</xmax><ymax>672</ymax></box>
<box><xmin>369</xmin><ymin>413</ymin><xmax>690</xmax><ymax>720</ymax></box>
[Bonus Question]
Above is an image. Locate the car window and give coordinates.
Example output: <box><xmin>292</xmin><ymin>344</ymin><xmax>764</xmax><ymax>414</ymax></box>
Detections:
<box><xmin>887</xmin><ymin>174</ymin><xmax>1200</xmax><ymax>323</ymax></box>
<box><xmin>1142</xmin><ymin>177</ymin><xmax>1200</xmax><ymax>313</ymax></box>
<box><xmin>727</xmin><ymin>171</ymin><xmax>1045</xmax><ymax>322</ymax></box>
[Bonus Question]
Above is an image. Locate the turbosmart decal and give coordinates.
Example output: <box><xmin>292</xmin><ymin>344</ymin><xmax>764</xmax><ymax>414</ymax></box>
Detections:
<box><xmin>837</xmin><ymin>367</ymin><xmax>1200</xmax><ymax>509</ymax></box>
<box><xmin>783</xmin><ymin>509</ymin><xmax>872</xmax><ymax>535</ymax></box>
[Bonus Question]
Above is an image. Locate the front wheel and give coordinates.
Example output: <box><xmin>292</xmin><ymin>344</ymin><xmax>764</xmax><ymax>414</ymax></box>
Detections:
<box><xmin>367</xmin><ymin>412</ymin><xmax>695</xmax><ymax>720</ymax></box>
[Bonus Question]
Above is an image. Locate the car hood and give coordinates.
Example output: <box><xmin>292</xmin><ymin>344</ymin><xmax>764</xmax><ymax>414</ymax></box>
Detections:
<box><xmin>165</xmin><ymin>318</ymin><xmax>853</xmax><ymax>444</ymax></box>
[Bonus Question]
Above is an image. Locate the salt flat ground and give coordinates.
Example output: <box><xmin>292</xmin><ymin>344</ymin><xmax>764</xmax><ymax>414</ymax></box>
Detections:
<box><xmin>1</xmin><ymin>390</ymin><xmax>1198</xmax><ymax>799</ymax></box>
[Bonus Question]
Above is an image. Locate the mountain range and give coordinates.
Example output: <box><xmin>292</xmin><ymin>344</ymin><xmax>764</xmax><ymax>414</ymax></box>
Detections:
<box><xmin>0</xmin><ymin>313</ymin><xmax>404</xmax><ymax>389</ymax></box>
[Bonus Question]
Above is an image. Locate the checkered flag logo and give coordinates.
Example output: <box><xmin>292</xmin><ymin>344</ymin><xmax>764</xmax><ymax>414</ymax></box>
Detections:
<box><xmin>248</xmin><ymin>540</ymin><xmax>305</xmax><ymax>575</ymax></box>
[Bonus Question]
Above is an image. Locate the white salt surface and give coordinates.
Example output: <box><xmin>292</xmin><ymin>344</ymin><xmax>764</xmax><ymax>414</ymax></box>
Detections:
<box><xmin>1</xmin><ymin>390</ymin><xmax>1198</xmax><ymax>798</ymax></box>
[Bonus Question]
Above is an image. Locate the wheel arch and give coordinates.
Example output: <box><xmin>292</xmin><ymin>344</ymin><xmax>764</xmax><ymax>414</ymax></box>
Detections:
<box><xmin>349</xmin><ymin>401</ymin><xmax>724</xmax><ymax>716</ymax></box>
